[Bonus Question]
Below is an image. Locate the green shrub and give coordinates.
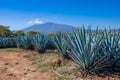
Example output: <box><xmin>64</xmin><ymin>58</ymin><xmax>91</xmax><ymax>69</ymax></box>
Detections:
<box><xmin>0</xmin><ymin>25</ymin><xmax>13</xmax><ymax>37</ymax></box>
<box><xmin>26</xmin><ymin>30</ymin><xmax>40</xmax><ymax>36</ymax></box>
<box><xmin>14</xmin><ymin>30</ymin><xmax>25</xmax><ymax>36</ymax></box>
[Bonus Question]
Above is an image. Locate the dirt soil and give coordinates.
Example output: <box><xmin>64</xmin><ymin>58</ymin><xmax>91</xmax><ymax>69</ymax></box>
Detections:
<box><xmin>0</xmin><ymin>50</ymin><xmax>53</xmax><ymax>80</ymax></box>
<box><xmin>0</xmin><ymin>49</ymin><xmax>120</xmax><ymax>80</ymax></box>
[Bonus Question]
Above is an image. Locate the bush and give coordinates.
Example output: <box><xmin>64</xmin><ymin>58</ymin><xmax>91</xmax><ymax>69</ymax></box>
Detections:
<box><xmin>0</xmin><ymin>25</ymin><xmax>13</xmax><ymax>37</ymax></box>
<box><xmin>14</xmin><ymin>30</ymin><xmax>25</xmax><ymax>36</ymax></box>
<box><xmin>26</xmin><ymin>30</ymin><xmax>40</xmax><ymax>36</ymax></box>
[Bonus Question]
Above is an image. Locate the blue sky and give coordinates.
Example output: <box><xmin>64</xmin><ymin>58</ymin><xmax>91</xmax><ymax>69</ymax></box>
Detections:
<box><xmin>0</xmin><ymin>0</ymin><xmax>120</xmax><ymax>30</ymax></box>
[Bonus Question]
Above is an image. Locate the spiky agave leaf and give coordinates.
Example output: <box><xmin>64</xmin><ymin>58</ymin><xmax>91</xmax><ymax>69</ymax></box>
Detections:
<box><xmin>46</xmin><ymin>37</ymin><xmax>56</xmax><ymax>49</ymax></box>
<box><xmin>67</xmin><ymin>27</ymin><xmax>111</xmax><ymax>77</ymax></box>
<box><xmin>0</xmin><ymin>37</ymin><xmax>4</xmax><ymax>48</ymax></box>
<box><xmin>32</xmin><ymin>34</ymin><xmax>48</xmax><ymax>53</ymax></box>
<box><xmin>6</xmin><ymin>38</ymin><xmax>16</xmax><ymax>48</ymax></box>
<box><xmin>16</xmin><ymin>35</ymin><xmax>34</xmax><ymax>49</ymax></box>
<box><xmin>102</xmin><ymin>28</ymin><xmax>120</xmax><ymax>71</ymax></box>
<box><xmin>0</xmin><ymin>37</ymin><xmax>16</xmax><ymax>48</ymax></box>
<box><xmin>53</xmin><ymin>32</ymin><xmax>70</xmax><ymax>59</ymax></box>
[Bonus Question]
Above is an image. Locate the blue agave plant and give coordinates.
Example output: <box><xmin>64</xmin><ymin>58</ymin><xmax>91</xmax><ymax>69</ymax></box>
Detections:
<box><xmin>32</xmin><ymin>34</ymin><xmax>48</xmax><ymax>53</ymax></box>
<box><xmin>67</xmin><ymin>27</ymin><xmax>111</xmax><ymax>77</ymax></box>
<box><xmin>0</xmin><ymin>37</ymin><xmax>16</xmax><ymax>48</ymax></box>
<box><xmin>102</xmin><ymin>28</ymin><xmax>120</xmax><ymax>71</ymax></box>
<box><xmin>16</xmin><ymin>35</ymin><xmax>34</xmax><ymax>49</ymax></box>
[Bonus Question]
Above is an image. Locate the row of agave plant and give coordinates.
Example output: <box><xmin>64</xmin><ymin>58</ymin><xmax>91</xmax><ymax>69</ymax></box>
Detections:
<box><xmin>0</xmin><ymin>37</ymin><xmax>16</xmax><ymax>48</ymax></box>
<box><xmin>15</xmin><ymin>34</ymin><xmax>52</xmax><ymax>52</ymax></box>
<box><xmin>0</xmin><ymin>34</ymin><xmax>55</xmax><ymax>52</ymax></box>
<box><xmin>0</xmin><ymin>27</ymin><xmax>120</xmax><ymax>77</ymax></box>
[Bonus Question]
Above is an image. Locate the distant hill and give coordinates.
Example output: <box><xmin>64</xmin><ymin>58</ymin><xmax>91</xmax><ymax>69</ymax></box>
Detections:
<box><xmin>23</xmin><ymin>22</ymin><xmax>76</xmax><ymax>34</ymax></box>
<box><xmin>22</xmin><ymin>22</ymin><xmax>120</xmax><ymax>34</ymax></box>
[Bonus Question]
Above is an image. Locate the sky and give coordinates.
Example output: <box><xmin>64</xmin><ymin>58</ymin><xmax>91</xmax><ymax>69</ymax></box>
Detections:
<box><xmin>0</xmin><ymin>0</ymin><xmax>120</xmax><ymax>30</ymax></box>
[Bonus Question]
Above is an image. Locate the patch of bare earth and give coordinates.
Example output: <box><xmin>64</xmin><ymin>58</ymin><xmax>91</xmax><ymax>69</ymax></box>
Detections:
<box><xmin>0</xmin><ymin>50</ymin><xmax>53</xmax><ymax>80</ymax></box>
<box><xmin>0</xmin><ymin>49</ymin><xmax>120</xmax><ymax>80</ymax></box>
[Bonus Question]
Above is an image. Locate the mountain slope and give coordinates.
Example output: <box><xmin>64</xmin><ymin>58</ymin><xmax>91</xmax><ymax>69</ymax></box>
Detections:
<box><xmin>23</xmin><ymin>22</ymin><xmax>76</xmax><ymax>34</ymax></box>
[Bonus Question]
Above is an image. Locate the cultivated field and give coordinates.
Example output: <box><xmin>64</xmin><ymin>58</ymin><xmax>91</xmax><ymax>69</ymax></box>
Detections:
<box><xmin>1</xmin><ymin>27</ymin><xmax>120</xmax><ymax>80</ymax></box>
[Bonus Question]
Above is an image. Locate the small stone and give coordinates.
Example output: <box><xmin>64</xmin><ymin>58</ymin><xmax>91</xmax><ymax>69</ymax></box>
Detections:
<box><xmin>27</xmin><ymin>69</ymin><xmax>30</xmax><ymax>71</ymax></box>
<box><xmin>8</xmin><ymin>73</ymin><xmax>13</xmax><ymax>76</ymax></box>
<box><xmin>31</xmin><ymin>68</ymin><xmax>36</xmax><ymax>72</ymax></box>
<box><xmin>4</xmin><ymin>67</ymin><xmax>8</xmax><ymax>70</ymax></box>
<box><xmin>24</xmin><ymin>72</ymin><xmax>27</xmax><ymax>75</ymax></box>
<box><xmin>15</xmin><ymin>62</ymin><xmax>19</xmax><ymax>65</ymax></box>
<box><xmin>4</xmin><ymin>63</ymin><xmax>9</xmax><ymax>65</ymax></box>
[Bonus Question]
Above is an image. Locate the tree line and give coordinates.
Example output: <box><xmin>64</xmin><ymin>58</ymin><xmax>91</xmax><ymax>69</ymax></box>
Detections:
<box><xmin>0</xmin><ymin>25</ymin><xmax>40</xmax><ymax>37</ymax></box>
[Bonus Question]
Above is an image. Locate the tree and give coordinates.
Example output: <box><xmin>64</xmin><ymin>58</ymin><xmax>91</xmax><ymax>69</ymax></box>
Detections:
<box><xmin>0</xmin><ymin>25</ymin><xmax>13</xmax><ymax>37</ymax></box>
<box><xmin>14</xmin><ymin>30</ymin><xmax>25</xmax><ymax>36</ymax></box>
<box><xmin>26</xmin><ymin>30</ymin><xmax>40</xmax><ymax>36</ymax></box>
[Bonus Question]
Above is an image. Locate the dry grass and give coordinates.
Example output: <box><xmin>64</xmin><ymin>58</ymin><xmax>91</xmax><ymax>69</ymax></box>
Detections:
<box><xmin>0</xmin><ymin>48</ymin><xmax>22</xmax><ymax>52</ymax></box>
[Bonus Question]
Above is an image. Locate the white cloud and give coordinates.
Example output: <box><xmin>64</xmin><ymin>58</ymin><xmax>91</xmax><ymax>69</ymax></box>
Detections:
<box><xmin>27</xmin><ymin>18</ymin><xmax>43</xmax><ymax>25</ymax></box>
<box><xmin>34</xmin><ymin>19</ymin><xmax>42</xmax><ymax>24</ymax></box>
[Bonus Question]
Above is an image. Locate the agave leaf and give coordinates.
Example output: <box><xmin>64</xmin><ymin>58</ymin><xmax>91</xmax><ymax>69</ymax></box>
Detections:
<box><xmin>53</xmin><ymin>32</ymin><xmax>69</xmax><ymax>59</ymax></box>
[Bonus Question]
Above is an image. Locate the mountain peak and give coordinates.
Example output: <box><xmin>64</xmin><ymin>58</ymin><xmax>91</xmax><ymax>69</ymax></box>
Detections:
<box><xmin>45</xmin><ymin>22</ymin><xmax>55</xmax><ymax>24</ymax></box>
<box><xmin>23</xmin><ymin>22</ymin><xmax>76</xmax><ymax>34</ymax></box>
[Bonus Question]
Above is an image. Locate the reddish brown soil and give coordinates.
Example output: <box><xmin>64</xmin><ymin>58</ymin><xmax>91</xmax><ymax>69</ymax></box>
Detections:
<box><xmin>0</xmin><ymin>50</ymin><xmax>120</xmax><ymax>80</ymax></box>
<box><xmin>0</xmin><ymin>50</ymin><xmax>53</xmax><ymax>80</ymax></box>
